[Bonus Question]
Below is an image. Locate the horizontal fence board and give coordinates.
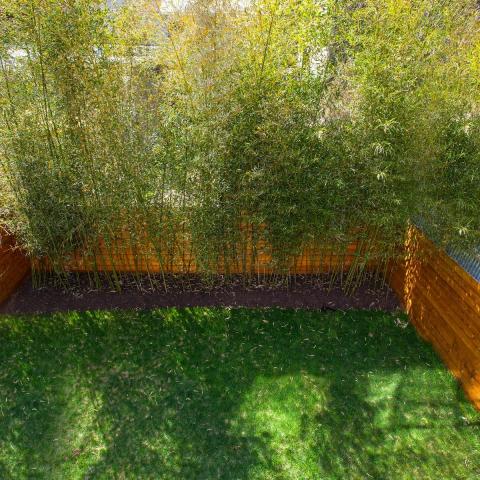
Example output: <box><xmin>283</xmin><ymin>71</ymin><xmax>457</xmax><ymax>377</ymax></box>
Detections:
<box><xmin>420</xmin><ymin>239</ymin><xmax>480</xmax><ymax>294</ymax></box>
<box><xmin>409</xmin><ymin>257</ymin><xmax>480</xmax><ymax>341</ymax></box>
<box><xmin>47</xmin><ymin>233</ymin><xmax>368</xmax><ymax>276</ymax></box>
<box><xmin>410</xmin><ymin>287</ymin><xmax>480</xmax><ymax>369</ymax></box>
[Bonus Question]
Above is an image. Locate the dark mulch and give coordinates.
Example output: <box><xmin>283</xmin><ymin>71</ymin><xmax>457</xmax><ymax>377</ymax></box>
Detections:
<box><xmin>0</xmin><ymin>273</ymin><xmax>401</xmax><ymax>315</ymax></box>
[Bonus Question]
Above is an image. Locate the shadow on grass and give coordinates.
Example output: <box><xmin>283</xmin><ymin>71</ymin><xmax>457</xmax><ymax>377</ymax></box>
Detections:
<box><xmin>0</xmin><ymin>308</ymin><xmax>478</xmax><ymax>479</ymax></box>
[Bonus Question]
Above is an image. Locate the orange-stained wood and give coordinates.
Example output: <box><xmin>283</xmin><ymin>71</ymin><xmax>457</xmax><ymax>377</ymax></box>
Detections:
<box><xmin>389</xmin><ymin>227</ymin><xmax>480</xmax><ymax>410</ymax></box>
<box><xmin>45</xmin><ymin>229</ymin><xmax>368</xmax><ymax>275</ymax></box>
<box><xmin>0</xmin><ymin>228</ymin><xmax>30</xmax><ymax>306</ymax></box>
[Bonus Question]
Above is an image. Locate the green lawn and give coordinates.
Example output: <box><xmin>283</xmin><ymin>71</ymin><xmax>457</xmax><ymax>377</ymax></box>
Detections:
<box><xmin>0</xmin><ymin>308</ymin><xmax>479</xmax><ymax>480</ymax></box>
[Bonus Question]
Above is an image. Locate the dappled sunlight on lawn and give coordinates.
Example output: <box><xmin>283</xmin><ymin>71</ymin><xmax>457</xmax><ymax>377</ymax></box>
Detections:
<box><xmin>0</xmin><ymin>308</ymin><xmax>479</xmax><ymax>479</ymax></box>
<box><xmin>233</xmin><ymin>374</ymin><xmax>330</xmax><ymax>479</ymax></box>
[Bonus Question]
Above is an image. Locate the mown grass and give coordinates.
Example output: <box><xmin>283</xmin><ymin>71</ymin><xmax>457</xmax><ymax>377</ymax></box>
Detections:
<box><xmin>0</xmin><ymin>308</ymin><xmax>478</xmax><ymax>479</ymax></box>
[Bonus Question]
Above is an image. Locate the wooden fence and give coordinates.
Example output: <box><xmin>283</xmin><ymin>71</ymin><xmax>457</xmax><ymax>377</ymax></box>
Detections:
<box><xmin>389</xmin><ymin>227</ymin><xmax>480</xmax><ymax>410</ymax></box>
<box><xmin>0</xmin><ymin>228</ymin><xmax>30</xmax><ymax>305</ymax></box>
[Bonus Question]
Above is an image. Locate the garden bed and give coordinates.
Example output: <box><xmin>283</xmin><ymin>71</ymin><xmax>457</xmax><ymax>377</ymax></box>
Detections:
<box><xmin>0</xmin><ymin>273</ymin><xmax>399</xmax><ymax>315</ymax></box>
<box><xmin>0</xmin><ymin>308</ymin><xmax>478</xmax><ymax>479</ymax></box>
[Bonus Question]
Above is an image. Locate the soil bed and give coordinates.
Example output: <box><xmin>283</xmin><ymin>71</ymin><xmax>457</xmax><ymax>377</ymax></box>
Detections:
<box><xmin>0</xmin><ymin>273</ymin><xmax>400</xmax><ymax>315</ymax></box>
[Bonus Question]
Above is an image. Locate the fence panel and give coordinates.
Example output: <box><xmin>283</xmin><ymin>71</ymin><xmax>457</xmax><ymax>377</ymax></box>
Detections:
<box><xmin>389</xmin><ymin>227</ymin><xmax>480</xmax><ymax>410</ymax></box>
